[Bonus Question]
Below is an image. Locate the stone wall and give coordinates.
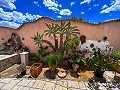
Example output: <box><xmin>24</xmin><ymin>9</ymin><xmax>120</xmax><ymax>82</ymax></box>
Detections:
<box><xmin>0</xmin><ymin>54</ymin><xmax>20</xmax><ymax>72</ymax></box>
<box><xmin>0</xmin><ymin>18</ymin><xmax>120</xmax><ymax>53</ymax></box>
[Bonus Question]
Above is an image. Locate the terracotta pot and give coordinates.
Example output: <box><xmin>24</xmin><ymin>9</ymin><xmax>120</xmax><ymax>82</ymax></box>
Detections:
<box><xmin>30</xmin><ymin>63</ymin><xmax>42</xmax><ymax>78</ymax></box>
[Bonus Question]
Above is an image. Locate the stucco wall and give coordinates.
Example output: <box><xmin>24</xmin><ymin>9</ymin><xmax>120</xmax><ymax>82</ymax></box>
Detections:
<box><xmin>0</xmin><ymin>18</ymin><xmax>120</xmax><ymax>53</ymax></box>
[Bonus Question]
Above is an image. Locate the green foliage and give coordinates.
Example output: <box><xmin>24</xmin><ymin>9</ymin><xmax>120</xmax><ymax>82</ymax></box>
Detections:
<box><xmin>45</xmin><ymin>53</ymin><xmax>60</xmax><ymax>71</ymax></box>
<box><xmin>86</xmin><ymin>48</ymin><xmax>113</xmax><ymax>70</ymax></box>
<box><xmin>75</xmin><ymin>54</ymin><xmax>86</xmax><ymax>65</ymax></box>
<box><xmin>31</xmin><ymin>32</ymin><xmax>44</xmax><ymax>48</ymax></box>
<box><xmin>110</xmin><ymin>50</ymin><xmax>120</xmax><ymax>60</ymax></box>
<box><xmin>35</xmin><ymin>46</ymin><xmax>48</xmax><ymax>60</ymax></box>
<box><xmin>44</xmin><ymin>23</ymin><xmax>58</xmax><ymax>37</ymax></box>
<box><xmin>110</xmin><ymin>50</ymin><xmax>120</xmax><ymax>68</ymax></box>
<box><xmin>63</xmin><ymin>38</ymin><xmax>79</xmax><ymax>54</ymax></box>
<box><xmin>17</xmin><ymin>65</ymin><xmax>26</xmax><ymax>72</ymax></box>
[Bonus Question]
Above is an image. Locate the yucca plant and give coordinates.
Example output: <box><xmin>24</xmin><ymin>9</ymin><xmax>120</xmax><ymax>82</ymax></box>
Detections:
<box><xmin>45</xmin><ymin>53</ymin><xmax>60</xmax><ymax>71</ymax></box>
<box><xmin>32</xmin><ymin>32</ymin><xmax>44</xmax><ymax>48</ymax></box>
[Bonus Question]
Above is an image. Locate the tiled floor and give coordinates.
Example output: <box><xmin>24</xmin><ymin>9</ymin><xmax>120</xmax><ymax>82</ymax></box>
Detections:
<box><xmin>0</xmin><ymin>78</ymin><xmax>120</xmax><ymax>90</ymax></box>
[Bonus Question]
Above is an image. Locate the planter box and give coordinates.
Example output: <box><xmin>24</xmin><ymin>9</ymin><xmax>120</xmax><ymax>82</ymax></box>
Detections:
<box><xmin>30</xmin><ymin>63</ymin><xmax>42</xmax><ymax>78</ymax></box>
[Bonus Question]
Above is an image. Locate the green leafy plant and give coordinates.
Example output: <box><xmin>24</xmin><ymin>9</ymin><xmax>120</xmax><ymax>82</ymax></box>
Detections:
<box><xmin>32</xmin><ymin>32</ymin><xmax>44</xmax><ymax>48</ymax></box>
<box><xmin>35</xmin><ymin>46</ymin><xmax>48</xmax><ymax>61</ymax></box>
<box><xmin>32</xmin><ymin>32</ymin><xmax>54</xmax><ymax>52</ymax></box>
<box><xmin>86</xmin><ymin>48</ymin><xmax>113</xmax><ymax>70</ymax></box>
<box><xmin>63</xmin><ymin>37</ymin><xmax>79</xmax><ymax>55</ymax></box>
<box><xmin>45</xmin><ymin>53</ymin><xmax>60</xmax><ymax>71</ymax></box>
<box><xmin>110</xmin><ymin>50</ymin><xmax>120</xmax><ymax>60</ymax></box>
<box><xmin>110</xmin><ymin>50</ymin><xmax>120</xmax><ymax>68</ymax></box>
<box><xmin>17</xmin><ymin>65</ymin><xmax>26</xmax><ymax>72</ymax></box>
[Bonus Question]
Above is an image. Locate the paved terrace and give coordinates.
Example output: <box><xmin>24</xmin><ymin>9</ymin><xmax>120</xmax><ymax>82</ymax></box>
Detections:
<box><xmin>0</xmin><ymin>78</ymin><xmax>120</xmax><ymax>90</ymax></box>
<box><xmin>0</xmin><ymin>64</ymin><xmax>120</xmax><ymax>90</ymax></box>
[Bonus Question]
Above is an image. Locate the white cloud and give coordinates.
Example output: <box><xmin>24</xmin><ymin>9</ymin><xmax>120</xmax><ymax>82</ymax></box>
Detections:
<box><xmin>57</xmin><ymin>16</ymin><xmax>62</xmax><ymax>18</ymax></box>
<box><xmin>0</xmin><ymin>21</ymin><xmax>21</xmax><ymax>29</ymax></box>
<box><xmin>81</xmin><ymin>12</ymin><xmax>85</xmax><ymax>14</ymax></box>
<box><xmin>33</xmin><ymin>1</ymin><xmax>39</xmax><ymax>6</ymax></box>
<box><xmin>0</xmin><ymin>8</ymin><xmax>41</xmax><ymax>23</ymax></box>
<box><xmin>48</xmin><ymin>7</ymin><xmax>59</xmax><ymax>11</ymax></box>
<box><xmin>0</xmin><ymin>0</ymin><xmax>16</xmax><ymax>10</ymax></box>
<box><xmin>93</xmin><ymin>4</ymin><xmax>99</xmax><ymax>7</ymax></box>
<box><xmin>102</xmin><ymin>4</ymin><xmax>108</xmax><ymax>9</ymax></box>
<box><xmin>43</xmin><ymin>0</ymin><xmax>61</xmax><ymax>11</ymax></box>
<box><xmin>88</xmin><ymin>8</ymin><xmax>91</xmax><ymax>10</ymax></box>
<box><xmin>100</xmin><ymin>0</ymin><xmax>120</xmax><ymax>13</ymax></box>
<box><xmin>80</xmin><ymin>0</ymin><xmax>91</xmax><ymax>4</ymax></box>
<box><xmin>71</xmin><ymin>2</ymin><xmax>75</xmax><ymax>6</ymax></box>
<box><xmin>59</xmin><ymin>9</ymin><xmax>72</xmax><ymax>16</ymax></box>
<box><xmin>0</xmin><ymin>8</ymin><xmax>42</xmax><ymax>28</ymax></box>
<box><xmin>59</xmin><ymin>4</ymin><xmax>62</xmax><ymax>7</ymax></box>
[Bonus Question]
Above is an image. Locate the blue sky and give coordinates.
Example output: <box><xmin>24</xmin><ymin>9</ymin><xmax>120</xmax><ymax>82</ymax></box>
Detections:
<box><xmin>0</xmin><ymin>0</ymin><xmax>120</xmax><ymax>28</ymax></box>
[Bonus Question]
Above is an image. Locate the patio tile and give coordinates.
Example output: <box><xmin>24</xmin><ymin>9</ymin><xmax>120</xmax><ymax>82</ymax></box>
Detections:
<box><xmin>20</xmin><ymin>86</ymin><xmax>31</xmax><ymax>90</ymax></box>
<box><xmin>78</xmin><ymin>81</ymin><xmax>87</xmax><ymax>90</ymax></box>
<box><xmin>0</xmin><ymin>78</ymin><xmax>12</xmax><ymax>83</ymax></box>
<box><xmin>30</xmin><ymin>88</ymin><xmax>43</xmax><ymax>90</ymax></box>
<box><xmin>67</xmin><ymin>80</ymin><xmax>80</xmax><ymax>89</ymax></box>
<box><xmin>17</xmin><ymin>79</ymin><xmax>31</xmax><ymax>86</ymax></box>
<box><xmin>31</xmin><ymin>80</ymin><xmax>46</xmax><ymax>89</ymax></box>
<box><xmin>43</xmin><ymin>80</ymin><xmax>56</xmax><ymax>90</ymax></box>
<box><xmin>17</xmin><ymin>86</ymin><xmax>24</xmax><ymax>90</ymax></box>
<box><xmin>26</xmin><ymin>80</ymin><xmax>36</xmax><ymax>87</ymax></box>
<box><xmin>10</xmin><ymin>78</ymin><xmax>21</xmax><ymax>84</ymax></box>
<box><xmin>11</xmin><ymin>85</ymin><xmax>21</xmax><ymax>90</ymax></box>
<box><xmin>0</xmin><ymin>78</ymin><xmax>3</xmax><ymax>82</ymax></box>
<box><xmin>1</xmin><ymin>81</ymin><xmax>18</xmax><ymax>90</ymax></box>
<box><xmin>55</xmin><ymin>80</ymin><xmax>67</xmax><ymax>90</ymax></box>
<box><xmin>0</xmin><ymin>82</ymin><xmax>5</xmax><ymax>88</ymax></box>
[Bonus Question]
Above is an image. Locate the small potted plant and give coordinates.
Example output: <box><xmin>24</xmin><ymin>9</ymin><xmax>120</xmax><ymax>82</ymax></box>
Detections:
<box><xmin>16</xmin><ymin>65</ymin><xmax>26</xmax><ymax>78</ymax></box>
<box><xmin>44</xmin><ymin>53</ymin><xmax>60</xmax><ymax>79</ymax></box>
<box><xmin>30</xmin><ymin>63</ymin><xmax>42</xmax><ymax>78</ymax></box>
<box><xmin>86</xmin><ymin>48</ymin><xmax>113</xmax><ymax>78</ymax></box>
<box><xmin>45</xmin><ymin>53</ymin><xmax>60</xmax><ymax>72</ymax></box>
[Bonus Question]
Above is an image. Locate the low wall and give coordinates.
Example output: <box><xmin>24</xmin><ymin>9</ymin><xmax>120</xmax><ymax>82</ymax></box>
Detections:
<box><xmin>0</xmin><ymin>54</ymin><xmax>20</xmax><ymax>72</ymax></box>
<box><xmin>0</xmin><ymin>18</ymin><xmax>120</xmax><ymax>53</ymax></box>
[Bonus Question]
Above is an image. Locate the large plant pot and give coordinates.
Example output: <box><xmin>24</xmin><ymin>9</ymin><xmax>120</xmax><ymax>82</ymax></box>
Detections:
<box><xmin>94</xmin><ymin>66</ymin><xmax>105</xmax><ymax>78</ymax></box>
<box><xmin>30</xmin><ymin>63</ymin><xmax>42</xmax><ymax>78</ymax></box>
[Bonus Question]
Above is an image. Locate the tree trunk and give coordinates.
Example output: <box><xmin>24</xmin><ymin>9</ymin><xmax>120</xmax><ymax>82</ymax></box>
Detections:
<box><xmin>59</xmin><ymin>34</ymin><xmax>63</xmax><ymax>50</ymax></box>
<box><xmin>53</xmin><ymin>34</ymin><xmax>58</xmax><ymax>52</ymax></box>
<box><xmin>42</xmin><ymin>40</ymin><xmax>55</xmax><ymax>51</ymax></box>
